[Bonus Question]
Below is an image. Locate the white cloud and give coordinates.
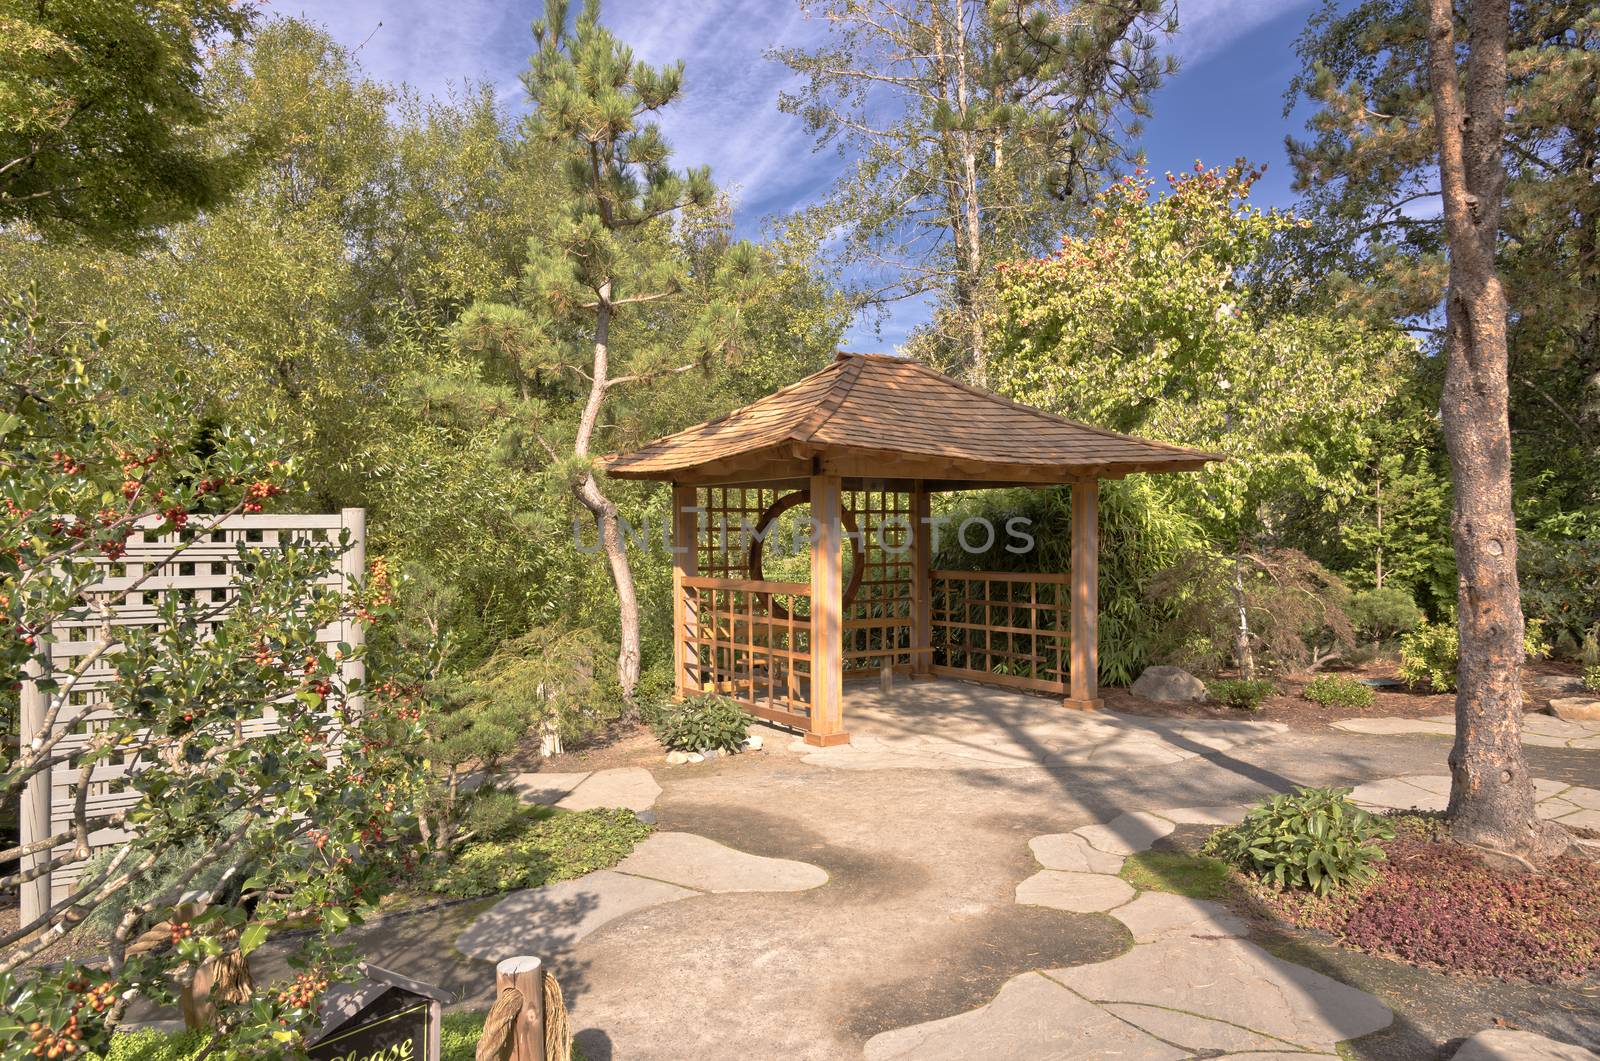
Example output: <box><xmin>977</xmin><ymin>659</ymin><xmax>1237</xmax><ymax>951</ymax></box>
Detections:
<box><xmin>1170</xmin><ymin>0</ymin><xmax>1314</xmax><ymax>67</ymax></box>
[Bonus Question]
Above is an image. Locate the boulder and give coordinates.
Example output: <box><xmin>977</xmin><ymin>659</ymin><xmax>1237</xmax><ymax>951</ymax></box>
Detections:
<box><xmin>1549</xmin><ymin>697</ymin><xmax>1600</xmax><ymax>722</ymax></box>
<box><xmin>1131</xmin><ymin>665</ymin><xmax>1207</xmax><ymax>703</ymax></box>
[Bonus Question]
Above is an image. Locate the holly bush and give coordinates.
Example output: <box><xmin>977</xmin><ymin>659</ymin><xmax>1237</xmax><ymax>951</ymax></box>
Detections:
<box><xmin>0</xmin><ymin>296</ymin><xmax>423</xmax><ymax>1058</ymax></box>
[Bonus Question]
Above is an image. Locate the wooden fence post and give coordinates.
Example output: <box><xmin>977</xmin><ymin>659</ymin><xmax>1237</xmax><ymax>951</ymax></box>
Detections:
<box><xmin>19</xmin><ymin>658</ymin><xmax>51</xmax><ymax>924</ymax></box>
<box><xmin>340</xmin><ymin>507</ymin><xmax>366</xmax><ymax>714</ymax></box>
<box><xmin>498</xmin><ymin>956</ymin><xmax>546</xmax><ymax>1061</ymax></box>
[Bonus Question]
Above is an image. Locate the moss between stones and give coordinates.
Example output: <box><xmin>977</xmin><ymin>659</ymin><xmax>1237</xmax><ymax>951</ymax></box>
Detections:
<box><xmin>1117</xmin><ymin>850</ymin><xmax>1232</xmax><ymax>901</ymax></box>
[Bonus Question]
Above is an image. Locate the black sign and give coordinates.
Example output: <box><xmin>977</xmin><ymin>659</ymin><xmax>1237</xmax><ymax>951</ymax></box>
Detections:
<box><xmin>307</xmin><ymin>965</ymin><xmax>450</xmax><ymax>1061</ymax></box>
<box><xmin>308</xmin><ymin>994</ymin><xmax>431</xmax><ymax>1061</ymax></box>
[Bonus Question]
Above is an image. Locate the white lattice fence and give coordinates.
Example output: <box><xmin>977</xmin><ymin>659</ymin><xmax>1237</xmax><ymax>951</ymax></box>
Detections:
<box><xmin>18</xmin><ymin>510</ymin><xmax>365</xmax><ymax>915</ymax></box>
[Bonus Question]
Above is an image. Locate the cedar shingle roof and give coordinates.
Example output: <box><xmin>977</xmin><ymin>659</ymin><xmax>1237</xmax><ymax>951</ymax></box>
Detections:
<box><xmin>605</xmin><ymin>353</ymin><xmax>1221</xmax><ymax>484</ymax></box>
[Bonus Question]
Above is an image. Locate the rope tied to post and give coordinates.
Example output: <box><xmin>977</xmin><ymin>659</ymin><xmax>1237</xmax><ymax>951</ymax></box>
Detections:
<box><xmin>474</xmin><ymin>964</ymin><xmax>569</xmax><ymax>1061</ymax></box>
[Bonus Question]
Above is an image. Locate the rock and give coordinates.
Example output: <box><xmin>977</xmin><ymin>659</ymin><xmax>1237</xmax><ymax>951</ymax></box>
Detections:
<box><xmin>699</xmin><ymin>747</ymin><xmax>722</xmax><ymax>759</ymax></box>
<box><xmin>1130</xmin><ymin>665</ymin><xmax>1207</xmax><ymax>703</ymax></box>
<box><xmin>745</xmin><ymin>732</ymin><xmax>764</xmax><ymax>751</ymax></box>
<box><xmin>665</xmin><ymin>750</ymin><xmax>690</xmax><ymax>765</ymax></box>
<box><xmin>1533</xmin><ymin>675</ymin><xmax>1586</xmax><ymax>695</ymax></box>
<box><xmin>1451</xmin><ymin>1029</ymin><xmax>1599</xmax><ymax>1060</ymax></box>
<box><xmin>1015</xmin><ymin>870</ymin><xmax>1135</xmax><ymax>913</ymax></box>
<box><xmin>615</xmin><ymin>832</ymin><xmax>828</xmax><ymax>893</ymax></box>
<box><xmin>687</xmin><ymin>752</ymin><xmax>704</xmax><ymax>764</ymax></box>
<box><xmin>1549</xmin><ymin>697</ymin><xmax>1600</xmax><ymax>722</ymax></box>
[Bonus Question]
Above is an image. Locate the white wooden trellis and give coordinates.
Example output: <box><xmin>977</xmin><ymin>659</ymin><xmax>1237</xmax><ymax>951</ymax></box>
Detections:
<box><xmin>16</xmin><ymin>509</ymin><xmax>365</xmax><ymax>922</ymax></box>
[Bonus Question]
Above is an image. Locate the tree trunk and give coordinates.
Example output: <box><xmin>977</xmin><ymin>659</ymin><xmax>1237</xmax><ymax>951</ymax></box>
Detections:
<box><xmin>1425</xmin><ymin>0</ymin><xmax>1565</xmax><ymax>860</ymax></box>
<box><xmin>1230</xmin><ymin>551</ymin><xmax>1255</xmax><ymax>680</ymax></box>
<box><xmin>573</xmin><ymin>286</ymin><xmax>642</xmax><ymax>704</ymax></box>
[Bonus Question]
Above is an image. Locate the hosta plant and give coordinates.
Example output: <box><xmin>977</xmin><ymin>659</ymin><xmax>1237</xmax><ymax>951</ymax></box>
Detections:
<box><xmin>1302</xmin><ymin>675</ymin><xmax>1376</xmax><ymax>710</ymax></box>
<box><xmin>654</xmin><ymin>694</ymin><xmax>756</xmax><ymax>753</ymax></box>
<box><xmin>1205</xmin><ymin>786</ymin><xmax>1394</xmax><ymax>896</ymax></box>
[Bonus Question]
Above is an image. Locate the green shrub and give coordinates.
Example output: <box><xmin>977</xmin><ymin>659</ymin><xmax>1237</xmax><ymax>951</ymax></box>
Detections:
<box><xmin>1206</xmin><ymin>678</ymin><xmax>1276</xmax><ymax>711</ymax></box>
<box><xmin>654</xmin><ymin>693</ymin><xmax>755</xmax><ymax>753</ymax></box>
<box><xmin>1583</xmin><ymin>665</ymin><xmax>1600</xmax><ymax>695</ymax></box>
<box><xmin>430</xmin><ymin>807</ymin><xmax>651</xmax><ymax>899</ymax></box>
<box><xmin>1398</xmin><ymin>621</ymin><xmax>1457</xmax><ymax>691</ymax></box>
<box><xmin>1302</xmin><ymin>675</ymin><xmax>1376</xmax><ymax>710</ymax></box>
<box><xmin>1399</xmin><ymin>621</ymin><xmax>1549</xmax><ymax>692</ymax></box>
<box><xmin>1347</xmin><ymin>586</ymin><xmax>1422</xmax><ymax>642</ymax></box>
<box><xmin>1204</xmin><ymin>786</ymin><xmax>1393</xmax><ymax>896</ymax></box>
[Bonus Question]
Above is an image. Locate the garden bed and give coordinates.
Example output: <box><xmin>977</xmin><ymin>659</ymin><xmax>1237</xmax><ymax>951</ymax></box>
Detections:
<box><xmin>1106</xmin><ymin>659</ymin><xmax>1583</xmax><ymax>731</ymax></box>
<box><xmin>1144</xmin><ymin>814</ymin><xmax>1600</xmax><ymax>985</ymax></box>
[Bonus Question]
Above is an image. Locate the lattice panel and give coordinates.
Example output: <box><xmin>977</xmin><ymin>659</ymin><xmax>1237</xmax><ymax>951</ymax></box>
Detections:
<box><xmin>695</xmin><ymin>486</ymin><xmax>796</xmax><ymax>579</ymax></box>
<box><xmin>930</xmin><ymin>570</ymin><xmax>1070</xmax><ymax>694</ymax></box>
<box><xmin>841</xmin><ymin>488</ymin><xmax>914</xmax><ymax>675</ymax></box>
<box><xmin>682</xmin><ymin>576</ymin><xmax>812</xmax><ymax>728</ymax></box>
<box><xmin>33</xmin><ymin>512</ymin><xmax>363</xmax><ymax>904</ymax></box>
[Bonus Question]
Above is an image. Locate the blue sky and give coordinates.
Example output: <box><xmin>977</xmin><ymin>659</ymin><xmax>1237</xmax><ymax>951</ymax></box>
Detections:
<box><xmin>287</xmin><ymin>0</ymin><xmax>1324</xmax><ymax>347</ymax></box>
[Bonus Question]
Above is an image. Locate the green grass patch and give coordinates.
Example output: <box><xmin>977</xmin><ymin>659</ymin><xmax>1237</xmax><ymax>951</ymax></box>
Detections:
<box><xmin>429</xmin><ymin>805</ymin><xmax>652</xmax><ymax>900</ymax></box>
<box><xmin>97</xmin><ymin>1012</ymin><xmax>587</xmax><ymax>1061</ymax></box>
<box><xmin>1118</xmin><ymin>850</ymin><xmax>1232</xmax><ymax>900</ymax></box>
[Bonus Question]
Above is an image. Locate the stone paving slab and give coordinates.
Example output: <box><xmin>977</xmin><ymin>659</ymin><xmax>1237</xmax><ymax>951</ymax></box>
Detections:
<box><xmin>614</xmin><ymin>832</ymin><xmax>828</xmax><ymax>893</ymax></box>
<box><xmin>862</xmin><ymin>971</ymin><xmax>1185</xmax><ymax>1061</ymax></box>
<box><xmin>1028</xmin><ymin>833</ymin><xmax>1127</xmax><ymax>874</ymax></box>
<box><xmin>1333</xmin><ymin>714</ymin><xmax>1600</xmax><ymax>750</ymax></box>
<box><xmin>1015</xmin><ymin>869</ymin><xmax>1135</xmax><ymax>913</ymax></box>
<box><xmin>1072</xmin><ymin>811</ymin><xmax>1176</xmax><ymax>856</ymax></box>
<box><xmin>508</xmin><ymin>766</ymin><xmax>663</xmax><ymax>813</ymax></box>
<box><xmin>1047</xmin><ymin>936</ymin><xmax>1394</xmax><ymax>1049</ymax></box>
<box><xmin>1108</xmin><ymin>892</ymin><xmax>1247</xmax><ymax>944</ymax></box>
<box><xmin>1451</xmin><ymin>1028</ymin><xmax>1599</xmax><ymax>1060</ymax></box>
<box><xmin>1101</xmin><ymin>1003</ymin><xmax>1323</xmax><ymax>1056</ymax></box>
<box><xmin>1349</xmin><ymin>774</ymin><xmax>1600</xmax><ymax>826</ymax></box>
<box><xmin>790</xmin><ymin>680</ymin><xmax>1289</xmax><ymax>771</ymax></box>
<box><xmin>456</xmin><ymin>870</ymin><xmax>695</xmax><ymax>962</ymax></box>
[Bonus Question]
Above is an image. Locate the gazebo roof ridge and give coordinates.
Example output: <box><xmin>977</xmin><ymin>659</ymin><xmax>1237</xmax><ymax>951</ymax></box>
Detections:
<box><xmin>604</xmin><ymin>351</ymin><xmax>1223</xmax><ymax>485</ymax></box>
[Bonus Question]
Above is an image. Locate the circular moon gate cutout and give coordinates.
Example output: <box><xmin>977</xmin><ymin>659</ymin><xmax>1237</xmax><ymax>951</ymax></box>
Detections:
<box><xmin>745</xmin><ymin>490</ymin><xmax>865</xmax><ymax>620</ymax></box>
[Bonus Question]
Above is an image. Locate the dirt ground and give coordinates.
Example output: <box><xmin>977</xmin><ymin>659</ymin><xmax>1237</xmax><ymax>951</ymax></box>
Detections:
<box><xmin>1108</xmin><ymin>658</ymin><xmax>1584</xmax><ymax>731</ymax></box>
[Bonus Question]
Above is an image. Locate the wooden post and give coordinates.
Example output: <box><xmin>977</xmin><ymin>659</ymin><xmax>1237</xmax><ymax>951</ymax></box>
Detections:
<box><xmin>671</xmin><ymin>485</ymin><xmax>700</xmax><ymax>697</ymax></box>
<box><xmin>910</xmin><ymin>482</ymin><xmax>932</xmax><ymax>677</ymax></box>
<box><xmin>806</xmin><ymin>473</ymin><xmax>848</xmax><ymax>746</ymax></box>
<box><xmin>19</xmin><ymin>658</ymin><xmax>51</xmax><ymax>924</ymax></box>
<box><xmin>340</xmin><ymin>507</ymin><xmax>366</xmax><ymax>715</ymax></box>
<box><xmin>1065</xmin><ymin>479</ymin><xmax>1103</xmax><ymax>711</ymax></box>
<box><xmin>496</xmin><ymin>956</ymin><xmax>547</xmax><ymax>1061</ymax></box>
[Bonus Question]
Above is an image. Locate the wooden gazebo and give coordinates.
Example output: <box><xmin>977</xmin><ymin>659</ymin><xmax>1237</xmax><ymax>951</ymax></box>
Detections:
<box><xmin>607</xmin><ymin>353</ymin><xmax>1219</xmax><ymax>746</ymax></box>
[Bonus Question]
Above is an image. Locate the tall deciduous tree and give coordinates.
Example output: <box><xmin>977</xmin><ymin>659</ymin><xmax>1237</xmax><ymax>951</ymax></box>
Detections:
<box><xmin>0</xmin><ymin>0</ymin><xmax>256</xmax><ymax>245</ymax></box>
<box><xmin>774</xmin><ymin>0</ymin><xmax>1173</xmax><ymax>381</ymax></box>
<box><xmin>987</xmin><ymin>164</ymin><xmax>1415</xmax><ymax>676</ymax></box>
<box><xmin>1425</xmin><ymin>0</ymin><xmax>1569</xmax><ymax>860</ymax></box>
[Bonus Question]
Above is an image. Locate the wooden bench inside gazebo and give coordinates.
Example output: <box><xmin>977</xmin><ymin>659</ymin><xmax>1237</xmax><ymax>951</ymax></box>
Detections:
<box><xmin>606</xmin><ymin>353</ymin><xmax>1219</xmax><ymax>746</ymax></box>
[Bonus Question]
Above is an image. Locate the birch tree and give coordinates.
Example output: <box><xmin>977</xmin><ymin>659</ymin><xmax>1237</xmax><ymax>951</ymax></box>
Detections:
<box><xmin>774</xmin><ymin>0</ymin><xmax>1174</xmax><ymax>381</ymax></box>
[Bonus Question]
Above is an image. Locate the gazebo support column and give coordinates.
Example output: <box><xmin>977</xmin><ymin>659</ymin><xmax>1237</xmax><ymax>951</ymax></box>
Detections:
<box><xmin>1065</xmin><ymin>478</ymin><xmax>1103</xmax><ymax>711</ymax></box>
<box><xmin>911</xmin><ymin>482</ymin><xmax>933</xmax><ymax>677</ymax></box>
<box><xmin>806</xmin><ymin>472</ymin><xmax>849</xmax><ymax>746</ymax></box>
<box><xmin>671</xmin><ymin>484</ymin><xmax>700</xmax><ymax>697</ymax></box>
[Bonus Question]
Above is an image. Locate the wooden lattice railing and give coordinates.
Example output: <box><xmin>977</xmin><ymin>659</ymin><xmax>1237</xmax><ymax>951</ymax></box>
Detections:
<box><xmin>930</xmin><ymin>570</ymin><xmax>1070</xmax><ymax>694</ymax></box>
<box><xmin>680</xmin><ymin>575</ymin><xmax>813</xmax><ymax>729</ymax></box>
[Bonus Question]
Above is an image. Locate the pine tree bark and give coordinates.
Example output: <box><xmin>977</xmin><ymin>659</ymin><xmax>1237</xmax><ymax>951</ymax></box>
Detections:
<box><xmin>573</xmin><ymin>285</ymin><xmax>642</xmax><ymax>705</ymax></box>
<box><xmin>1425</xmin><ymin>0</ymin><xmax>1566</xmax><ymax>860</ymax></box>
